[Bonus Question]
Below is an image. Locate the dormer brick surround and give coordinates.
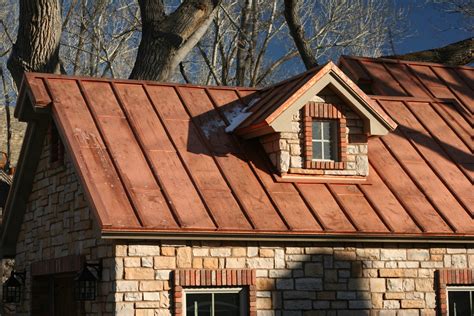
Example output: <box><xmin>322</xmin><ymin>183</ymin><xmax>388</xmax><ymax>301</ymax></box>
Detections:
<box><xmin>260</xmin><ymin>87</ymin><xmax>369</xmax><ymax>176</ymax></box>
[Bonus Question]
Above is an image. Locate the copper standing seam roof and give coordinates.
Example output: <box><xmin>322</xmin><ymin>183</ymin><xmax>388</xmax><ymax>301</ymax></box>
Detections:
<box><xmin>2</xmin><ymin>57</ymin><xmax>473</xmax><ymax>245</ymax></box>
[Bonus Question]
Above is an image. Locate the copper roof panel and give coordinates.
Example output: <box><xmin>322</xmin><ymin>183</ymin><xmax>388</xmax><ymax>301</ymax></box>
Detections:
<box><xmin>328</xmin><ymin>184</ymin><xmax>389</xmax><ymax>232</ymax></box>
<box><xmin>431</xmin><ymin>66</ymin><xmax>473</xmax><ymax>112</ymax></box>
<box><xmin>382</xmin><ymin>63</ymin><xmax>430</xmax><ymax>97</ymax></box>
<box><xmin>359</xmin><ymin>61</ymin><xmax>407</xmax><ymax>96</ymax></box>
<box><xmin>46</xmin><ymin>78</ymin><xmax>140</xmax><ymax>228</ymax></box>
<box><xmin>80</xmin><ymin>81</ymin><xmax>180</xmax><ymax>228</ymax></box>
<box><xmin>145</xmin><ymin>86</ymin><xmax>252</xmax><ymax>230</ymax></box>
<box><xmin>406</xmin><ymin>102</ymin><xmax>473</xmax><ymax>181</ymax></box>
<box><xmin>378</xmin><ymin>100</ymin><xmax>473</xmax><ymax>216</ymax></box>
<box><xmin>296</xmin><ymin>184</ymin><xmax>356</xmax><ymax>232</ymax></box>
<box><xmin>369</xmin><ymin>138</ymin><xmax>453</xmax><ymax>233</ymax></box>
<box><xmin>360</xmin><ymin>169</ymin><xmax>421</xmax><ymax>233</ymax></box>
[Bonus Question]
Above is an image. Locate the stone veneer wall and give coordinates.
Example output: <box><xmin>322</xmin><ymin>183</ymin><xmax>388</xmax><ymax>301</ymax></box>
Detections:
<box><xmin>115</xmin><ymin>241</ymin><xmax>474</xmax><ymax>316</ymax></box>
<box><xmin>9</xmin><ymin>125</ymin><xmax>474</xmax><ymax>316</ymax></box>
<box><xmin>260</xmin><ymin>87</ymin><xmax>368</xmax><ymax>176</ymax></box>
<box><xmin>11</xmin><ymin>132</ymin><xmax>116</xmax><ymax>315</ymax></box>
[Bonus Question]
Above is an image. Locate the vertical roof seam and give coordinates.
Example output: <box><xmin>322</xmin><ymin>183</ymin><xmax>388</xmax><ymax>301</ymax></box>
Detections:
<box><xmin>172</xmin><ymin>86</ymin><xmax>259</xmax><ymax>230</ymax></box>
<box><xmin>292</xmin><ymin>183</ymin><xmax>330</xmax><ymax>231</ymax></box>
<box><xmin>75</xmin><ymin>80</ymin><xmax>145</xmax><ymax>227</ymax></box>
<box><xmin>429</xmin><ymin>66</ymin><xmax>472</xmax><ymax>114</ymax></box>
<box><xmin>378</xmin><ymin>137</ymin><xmax>458</xmax><ymax>233</ymax></box>
<box><xmin>203</xmin><ymin>88</ymin><xmax>294</xmax><ymax>231</ymax></box>
<box><xmin>141</xmin><ymin>83</ymin><xmax>220</xmax><ymax>229</ymax></box>
<box><xmin>402</xmin><ymin>121</ymin><xmax>473</xmax><ymax>217</ymax></box>
<box><xmin>406</xmin><ymin>64</ymin><xmax>471</xmax><ymax>121</ymax></box>
<box><xmin>109</xmin><ymin>82</ymin><xmax>184</xmax><ymax>228</ymax></box>
<box><xmin>402</xmin><ymin>100</ymin><xmax>472</xmax><ymax>182</ymax></box>
<box><xmin>368</xmin><ymin>160</ymin><xmax>427</xmax><ymax>233</ymax></box>
<box><xmin>381</xmin><ymin>62</ymin><xmax>412</xmax><ymax>97</ymax></box>
<box><xmin>356</xmin><ymin>183</ymin><xmax>395</xmax><ymax>233</ymax></box>
<box><xmin>325</xmin><ymin>184</ymin><xmax>361</xmax><ymax>231</ymax></box>
<box><xmin>429</xmin><ymin>101</ymin><xmax>472</xmax><ymax>150</ymax></box>
<box><xmin>377</xmin><ymin>100</ymin><xmax>473</xmax><ymax>217</ymax></box>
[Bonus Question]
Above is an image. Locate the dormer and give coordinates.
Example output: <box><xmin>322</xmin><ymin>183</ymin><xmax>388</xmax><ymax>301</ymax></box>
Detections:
<box><xmin>228</xmin><ymin>62</ymin><xmax>397</xmax><ymax>180</ymax></box>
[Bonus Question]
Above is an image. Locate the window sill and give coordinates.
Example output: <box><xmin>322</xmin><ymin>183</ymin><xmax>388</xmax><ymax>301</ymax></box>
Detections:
<box><xmin>276</xmin><ymin>172</ymin><xmax>369</xmax><ymax>184</ymax></box>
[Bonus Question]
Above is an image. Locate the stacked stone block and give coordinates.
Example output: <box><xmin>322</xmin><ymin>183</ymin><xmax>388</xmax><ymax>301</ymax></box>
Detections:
<box><xmin>11</xmin><ymin>125</ymin><xmax>474</xmax><ymax>316</ymax></box>
<box><xmin>113</xmin><ymin>242</ymin><xmax>473</xmax><ymax>316</ymax></box>
<box><xmin>13</xmin><ymin>135</ymin><xmax>116</xmax><ymax>315</ymax></box>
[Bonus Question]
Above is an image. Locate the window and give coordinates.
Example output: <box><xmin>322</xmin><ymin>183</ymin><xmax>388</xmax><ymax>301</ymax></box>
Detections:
<box><xmin>303</xmin><ymin>102</ymin><xmax>347</xmax><ymax>169</ymax></box>
<box><xmin>173</xmin><ymin>269</ymin><xmax>256</xmax><ymax>316</ymax></box>
<box><xmin>184</xmin><ymin>288</ymin><xmax>247</xmax><ymax>316</ymax></box>
<box><xmin>49</xmin><ymin>122</ymin><xmax>64</xmax><ymax>166</ymax></box>
<box><xmin>447</xmin><ymin>287</ymin><xmax>474</xmax><ymax>316</ymax></box>
<box><xmin>437</xmin><ymin>268</ymin><xmax>474</xmax><ymax>316</ymax></box>
<box><xmin>312</xmin><ymin>120</ymin><xmax>338</xmax><ymax>161</ymax></box>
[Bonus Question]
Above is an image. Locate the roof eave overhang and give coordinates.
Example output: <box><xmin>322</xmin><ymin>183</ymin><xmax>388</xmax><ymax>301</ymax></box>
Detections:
<box><xmin>101</xmin><ymin>229</ymin><xmax>474</xmax><ymax>244</ymax></box>
<box><xmin>15</xmin><ymin>73</ymin><xmax>52</xmax><ymax>121</ymax></box>
<box><xmin>0</xmin><ymin>73</ymin><xmax>52</xmax><ymax>259</ymax></box>
<box><xmin>0</xmin><ymin>119</ymin><xmax>50</xmax><ymax>258</ymax></box>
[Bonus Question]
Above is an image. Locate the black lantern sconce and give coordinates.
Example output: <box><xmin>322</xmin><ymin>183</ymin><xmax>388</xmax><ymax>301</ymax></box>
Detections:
<box><xmin>74</xmin><ymin>260</ymin><xmax>102</xmax><ymax>301</ymax></box>
<box><xmin>2</xmin><ymin>271</ymin><xmax>25</xmax><ymax>303</ymax></box>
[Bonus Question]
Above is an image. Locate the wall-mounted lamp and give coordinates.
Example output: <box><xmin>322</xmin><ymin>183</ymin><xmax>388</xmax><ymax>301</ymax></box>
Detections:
<box><xmin>2</xmin><ymin>271</ymin><xmax>25</xmax><ymax>303</ymax></box>
<box><xmin>74</xmin><ymin>260</ymin><xmax>102</xmax><ymax>301</ymax></box>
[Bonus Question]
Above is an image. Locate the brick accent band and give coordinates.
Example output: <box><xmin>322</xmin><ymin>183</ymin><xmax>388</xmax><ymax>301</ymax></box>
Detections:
<box><xmin>173</xmin><ymin>269</ymin><xmax>256</xmax><ymax>316</ymax></box>
<box><xmin>437</xmin><ymin>268</ymin><xmax>474</xmax><ymax>316</ymax></box>
<box><xmin>304</xmin><ymin>102</ymin><xmax>347</xmax><ymax>169</ymax></box>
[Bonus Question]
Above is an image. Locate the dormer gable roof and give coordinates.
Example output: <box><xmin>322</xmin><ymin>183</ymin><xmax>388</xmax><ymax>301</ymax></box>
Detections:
<box><xmin>233</xmin><ymin>61</ymin><xmax>397</xmax><ymax>138</ymax></box>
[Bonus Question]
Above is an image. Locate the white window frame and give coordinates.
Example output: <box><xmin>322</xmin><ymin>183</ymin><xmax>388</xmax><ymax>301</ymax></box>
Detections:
<box><xmin>311</xmin><ymin>120</ymin><xmax>338</xmax><ymax>161</ymax></box>
<box><xmin>447</xmin><ymin>286</ymin><xmax>474</xmax><ymax>316</ymax></box>
<box><xmin>183</xmin><ymin>287</ymin><xmax>248</xmax><ymax>316</ymax></box>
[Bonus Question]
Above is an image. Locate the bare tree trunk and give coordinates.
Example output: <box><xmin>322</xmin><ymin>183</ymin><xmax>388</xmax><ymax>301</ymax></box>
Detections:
<box><xmin>7</xmin><ymin>0</ymin><xmax>62</xmax><ymax>89</ymax></box>
<box><xmin>236</xmin><ymin>0</ymin><xmax>252</xmax><ymax>86</ymax></box>
<box><xmin>129</xmin><ymin>0</ymin><xmax>221</xmax><ymax>81</ymax></box>
<box><xmin>284</xmin><ymin>0</ymin><xmax>318</xmax><ymax>69</ymax></box>
<box><xmin>385</xmin><ymin>37</ymin><xmax>473</xmax><ymax>66</ymax></box>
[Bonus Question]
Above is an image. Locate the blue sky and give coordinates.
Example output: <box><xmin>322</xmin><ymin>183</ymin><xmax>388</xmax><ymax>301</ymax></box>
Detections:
<box><xmin>396</xmin><ymin>1</ymin><xmax>473</xmax><ymax>54</ymax></box>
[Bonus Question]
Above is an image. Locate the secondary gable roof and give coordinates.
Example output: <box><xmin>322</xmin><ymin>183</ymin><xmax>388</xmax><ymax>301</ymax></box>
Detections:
<box><xmin>1</xmin><ymin>58</ymin><xmax>473</xmax><ymax>256</ymax></box>
<box><xmin>233</xmin><ymin>61</ymin><xmax>397</xmax><ymax>138</ymax></box>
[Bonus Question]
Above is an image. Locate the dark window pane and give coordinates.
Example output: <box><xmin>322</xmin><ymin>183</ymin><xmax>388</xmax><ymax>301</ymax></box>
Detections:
<box><xmin>329</xmin><ymin>138</ymin><xmax>338</xmax><ymax>161</ymax></box>
<box><xmin>186</xmin><ymin>294</ymin><xmax>212</xmax><ymax>316</ymax></box>
<box><xmin>330</xmin><ymin>121</ymin><xmax>338</xmax><ymax>139</ymax></box>
<box><xmin>312</xmin><ymin>142</ymin><xmax>322</xmax><ymax>160</ymax></box>
<box><xmin>323</xmin><ymin>142</ymin><xmax>331</xmax><ymax>160</ymax></box>
<box><xmin>214</xmin><ymin>293</ymin><xmax>240</xmax><ymax>316</ymax></box>
<box><xmin>312</xmin><ymin>121</ymin><xmax>321</xmax><ymax>140</ymax></box>
<box><xmin>322</xmin><ymin>121</ymin><xmax>331</xmax><ymax>140</ymax></box>
<box><xmin>448</xmin><ymin>291</ymin><xmax>472</xmax><ymax>316</ymax></box>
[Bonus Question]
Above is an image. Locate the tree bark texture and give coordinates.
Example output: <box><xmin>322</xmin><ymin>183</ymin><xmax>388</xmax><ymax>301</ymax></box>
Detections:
<box><xmin>284</xmin><ymin>0</ymin><xmax>318</xmax><ymax>70</ymax></box>
<box><xmin>129</xmin><ymin>0</ymin><xmax>221</xmax><ymax>81</ymax></box>
<box><xmin>385</xmin><ymin>37</ymin><xmax>473</xmax><ymax>66</ymax></box>
<box><xmin>7</xmin><ymin>0</ymin><xmax>62</xmax><ymax>89</ymax></box>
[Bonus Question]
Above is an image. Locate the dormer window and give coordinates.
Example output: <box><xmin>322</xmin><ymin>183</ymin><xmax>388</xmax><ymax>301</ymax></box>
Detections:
<box><xmin>312</xmin><ymin>120</ymin><xmax>338</xmax><ymax>161</ymax></box>
<box><xmin>230</xmin><ymin>61</ymin><xmax>397</xmax><ymax>179</ymax></box>
<box><xmin>304</xmin><ymin>102</ymin><xmax>347</xmax><ymax>170</ymax></box>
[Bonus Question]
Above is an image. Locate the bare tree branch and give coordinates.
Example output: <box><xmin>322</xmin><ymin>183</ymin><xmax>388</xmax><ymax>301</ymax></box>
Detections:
<box><xmin>284</xmin><ymin>0</ymin><xmax>318</xmax><ymax>69</ymax></box>
<box><xmin>384</xmin><ymin>37</ymin><xmax>473</xmax><ymax>66</ymax></box>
